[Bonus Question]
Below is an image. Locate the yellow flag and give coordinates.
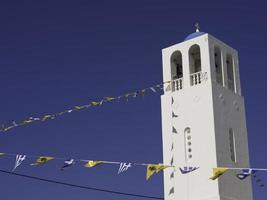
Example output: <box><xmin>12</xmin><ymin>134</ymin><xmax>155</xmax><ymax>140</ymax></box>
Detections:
<box><xmin>91</xmin><ymin>101</ymin><xmax>100</xmax><ymax>106</ymax></box>
<box><xmin>42</xmin><ymin>115</ymin><xmax>52</xmax><ymax>121</ymax></box>
<box><xmin>209</xmin><ymin>167</ymin><xmax>229</xmax><ymax>180</ymax></box>
<box><xmin>146</xmin><ymin>164</ymin><xmax>169</xmax><ymax>180</ymax></box>
<box><xmin>75</xmin><ymin>105</ymin><xmax>85</xmax><ymax>110</ymax></box>
<box><xmin>141</xmin><ymin>89</ymin><xmax>146</xmax><ymax>97</ymax></box>
<box><xmin>84</xmin><ymin>160</ymin><xmax>104</xmax><ymax>168</ymax></box>
<box><xmin>31</xmin><ymin>156</ymin><xmax>54</xmax><ymax>166</ymax></box>
<box><xmin>104</xmin><ymin>97</ymin><xmax>115</xmax><ymax>102</ymax></box>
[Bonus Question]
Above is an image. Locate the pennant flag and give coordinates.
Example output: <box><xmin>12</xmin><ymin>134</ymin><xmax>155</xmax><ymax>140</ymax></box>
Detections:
<box><xmin>12</xmin><ymin>120</ymin><xmax>18</xmax><ymax>127</ymax></box>
<box><xmin>91</xmin><ymin>101</ymin><xmax>101</xmax><ymax>106</ymax></box>
<box><xmin>236</xmin><ymin>169</ymin><xmax>258</xmax><ymax>180</ymax></box>
<box><xmin>170</xmin><ymin>171</ymin><xmax>174</xmax><ymax>179</ymax></box>
<box><xmin>31</xmin><ymin>156</ymin><xmax>54</xmax><ymax>166</ymax></box>
<box><xmin>23</xmin><ymin>119</ymin><xmax>33</xmax><ymax>124</ymax></box>
<box><xmin>170</xmin><ymin>157</ymin><xmax>174</xmax><ymax>166</ymax></box>
<box><xmin>132</xmin><ymin>92</ymin><xmax>138</xmax><ymax>98</ymax></box>
<box><xmin>179</xmin><ymin>166</ymin><xmax>199</xmax><ymax>174</ymax></box>
<box><xmin>172</xmin><ymin>126</ymin><xmax>178</xmax><ymax>134</ymax></box>
<box><xmin>165</xmin><ymin>83</ymin><xmax>171</xmax><ymax>92</ymax></box>
<box><xmin>41</xmin><ymin>115</ymin><xmax>53</xmax><ymax>121</ymax></box>
<box><xmin>171</xmin><ymin>143</ymin><xmax>174</xmax><ymax>151</ymax></box>
<box><xmin>61</xmin><ymin>159</ymin><xmax>75</xmax><ymax>170</ymax></box>
<box><xmin>74</xmin><ymin>105</ymin><xmax>85</xmax><ymax>110</ymax></box>
<box><xmin>172</xmin><ymin>112</ymin><xmax>178</xmax><ymax>118</ymax></box>
<box><xmin>12</xmin><ymin>155</ymin><xmax>26</xmax><ymax>172</ymax></box>
<box><xmin>104</xmin><ymin>97</ymin><xmax>116</xmax><ymax>102</ymax></box>
<box><xmin>141</xmin><ymin>89</ymin><xmax>146</xmax><ymax>97</ymax></box>
<box><xmin>118</xmin><ymin>162</ymin><xmax>132</xmax><ymax>174</ymax></box>
<box><xmin>146</xmin><ymin>164</ymin><xmax>169</xmax><ymax>180</ymax></box>
<box><xmin>169</xmin><ymin>187</ymin><xmax>174</xmax><ymax>195</ymax></box>
<box><xmin>150</xmin><ymin>87</ymin><xmax>157</xmax><ymax>93</ymax></box>
<box><xmin>209</xmin><ymin>168</ymin><xmax>228</xmax><ymax>180</ymax></box>
<box><xmin>125</xmin><ymin>93</ymin><xmax>131</xmax><ymax>101</ymax></box>
<box><xmin>84</xmin><ymin>160</ymin><xmax>104</xmax><ymax>168</ymax></box>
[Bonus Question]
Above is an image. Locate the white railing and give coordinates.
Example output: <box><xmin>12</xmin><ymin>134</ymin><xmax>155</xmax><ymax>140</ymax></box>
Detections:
<box><xmin>190</xmin><ymin>71</ymin><xmax>202</xmax><ymax>86</ymax></box>
<box><xmin>172</xmin><ymin>78</ymin><xmax>183</xmax><ymax>91</ymax></box>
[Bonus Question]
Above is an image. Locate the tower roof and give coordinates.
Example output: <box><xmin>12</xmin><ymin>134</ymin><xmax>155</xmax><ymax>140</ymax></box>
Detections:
<box><xmin>184</xmin><ymin>31</ymin><xmax>206</xmax><ymax>41</ymax></box>
<box><xmin>184</xmin><ymin>23</ymin><xmax>205</xmax><ymax>41</ymax></box>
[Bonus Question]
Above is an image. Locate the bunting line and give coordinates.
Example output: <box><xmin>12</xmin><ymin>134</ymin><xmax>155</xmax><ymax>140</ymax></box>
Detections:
<box><xmin>0</xmin><ymin>81</ymin><xmax>174</xmax><ymax>133</ymax></box>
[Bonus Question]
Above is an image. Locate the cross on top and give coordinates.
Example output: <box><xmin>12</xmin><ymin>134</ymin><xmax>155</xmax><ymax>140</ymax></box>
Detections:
<box><xmin>195</xmin><ymin>23</ymin><xmax>200</xmax><ymax>32</ymax></box>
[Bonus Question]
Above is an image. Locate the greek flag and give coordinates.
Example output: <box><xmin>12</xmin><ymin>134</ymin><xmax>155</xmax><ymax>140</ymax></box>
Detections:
<box><xmin>118</xmin><ymin>163</ymin><xmax>131</xmax><ymax>174</ymax></box>
<box><xmin>12</xmin><ymin>155</ymin><xmax>26</xmax><ymax>172</ymax></box>
<box><xmin>179</xmin><ymin>166</ymin><xmax>199</xmax><ymax>174</ymax></box>
<box><xmin>61</xmin><ymin>159</ymin><xmax>75</xmax><ymax>170</ymax></box>
<box><xmin>236</xmin><ymin>169</ymin><xmax>257</xmax><ymax>180</ymax></box>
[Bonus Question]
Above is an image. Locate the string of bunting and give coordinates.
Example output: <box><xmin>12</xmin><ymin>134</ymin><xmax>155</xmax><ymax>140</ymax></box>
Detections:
<box><xmin>0</xmin><ymin>152</ymin><xmax>172</xmax><ymax>180</ymax></box>
<box><xmin>0</xmin><ymin>152</ymin><xmax>266</xmax><ymax>183</ymax></box>
<box><xmin>0</xmin><ymin>81</ymin><xmax>173</xmax><ymax>133</ymax></box>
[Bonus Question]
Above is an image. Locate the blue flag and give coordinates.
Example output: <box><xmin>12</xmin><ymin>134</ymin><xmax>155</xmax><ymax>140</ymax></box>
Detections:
<box><xmin>61</xmin><ymin>159</ymin><xmax>75</xmax><ymax>170</ymax></box>
<box><xmin>236</xmin><ymin>169</ymin><xmax>257</xmax><ymax>180</ymax></box>
<box><xmin>179</xmin><ymin>166</ymin><xmax>199</xmax><ymax>174</ymax></box>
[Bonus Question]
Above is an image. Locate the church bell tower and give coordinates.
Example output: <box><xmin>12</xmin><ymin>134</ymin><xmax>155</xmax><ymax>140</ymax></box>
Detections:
<box><xmin>161</xmin><ymin>26</ymin><xmax>253</xmax><ymax>200</ymax></box>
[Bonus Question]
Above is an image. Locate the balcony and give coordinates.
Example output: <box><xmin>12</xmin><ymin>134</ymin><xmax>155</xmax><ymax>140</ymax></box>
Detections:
<box><xmin>190</xmin><ymin>71</ymin><xmax>202</xmax><ymax>86</ymax></box>
<box><xmin>172</xmin><ymin>78</ymin><xmax>183</xmax><ymax>91</ymax></box>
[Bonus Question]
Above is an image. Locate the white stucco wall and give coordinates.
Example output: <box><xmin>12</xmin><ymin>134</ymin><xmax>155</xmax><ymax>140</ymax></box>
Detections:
<box><xmin>161</xmin><ymin>34</ymin><xmax>253</xmax><ymax>200</ymax></box>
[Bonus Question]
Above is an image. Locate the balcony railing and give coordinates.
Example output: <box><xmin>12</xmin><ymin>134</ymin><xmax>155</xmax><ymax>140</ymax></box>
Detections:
<box><xmin>190</xmin><ymin>71</ymin><xmax>202</xmax><ymax>86</ymax></box>
<box><xmin>172</xmin><ymin>78</ymin><xmax>183</xmax><ymax>91</ymax></box>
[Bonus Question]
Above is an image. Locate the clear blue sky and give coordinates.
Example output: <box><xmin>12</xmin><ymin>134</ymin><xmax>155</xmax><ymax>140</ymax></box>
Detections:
<box><xmin>0</xmin><ymin>0</ymin><xmax>266</xmax><ymax>199</ymax></box>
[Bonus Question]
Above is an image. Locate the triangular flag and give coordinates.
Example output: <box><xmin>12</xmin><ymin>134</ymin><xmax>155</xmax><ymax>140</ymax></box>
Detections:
<box><xmin>179</xmin><ymin>167</ymin><xmax>199</xmax><ymax>174</ymax></box>
<box><xmin>74</xmin><ymin>105</ymin><xmax>85</xmax><ymax>110</ymax></box>
<box><xmin>172</xmin><ymin>112</ymin><xmax>178</xmax><ymax>118</ymax></box>
<box><xmin>31</xmin><ymin>156</ymin><xmax>54</xmax><ymax>166</ymax></box>
<box><xmin>236</xmin><ymin>169</ymin><xmax>258</xmax><ymax>180</ymax></box>
<box><xmin>172</xmin><ymin>126</ymin><xmax>178</xmax><ymax>134</ymax></box>
<box><xmin>41</xmin><ymin>115</ymin><xmax>53</xmax><ymax>121</ymax></box>
<box><xmin>12</xmin><ymin>155</ymin><xmax>26</xmax><ymax>172</ymax></box>
<box><xmin>104</xmin><ymin>97</ymin><xmax>116</xmax><ymax>102</ymax></box>
<box><xmin>84</xmin><ymin>160</ymin><xmax>104</xmax><ymax>168</ymax></box>
<box><xmin>150</xmin><ymin>87</ymin><xmax>157</xmax><ymax>93</ymax></box>
<box><xmin>141</xmin><ymin>89</ymin><xmax>146</xmax><ymax>97</ymax></box>
<box><xmin>209</xmin><ymin>167</ymin><xmax>228</xmax><ymax>180</ymax></box>
<box><xmin>132</xmin><ymin>92</ymin><xmax>138</xmax><ymax>98</ymax></box>
<box><xmin>91</xmin><ymin>101</ymin><xmax>100</xmax><ymax>106</ymax></box>
<box><xmin>169</xmin><ymin>187</ymin><xmax>174</xmax><ymax>195</ymax></box>
<box><xmin>165</xmin><ymin>83</ymin><xmax>171</xmax><ymax>92</ymax></box>
<box><xmin>146</xmin><ymin>164</ymin><xmax>169</xmax><ymax>180</ymax></box>
<box><xmin>171</xmin><ymin>143</ymin><xmax>174</xmax><ymax>151</ymax></box>
<box><xmin>61</xmin><ymin>159</ymin><xmax>75</xmax><ymax>170</ymax></box>
<box><xmin>118</xmin><ymin>162</ymin><xmax>132</xmax><ymax>174</ymax></box>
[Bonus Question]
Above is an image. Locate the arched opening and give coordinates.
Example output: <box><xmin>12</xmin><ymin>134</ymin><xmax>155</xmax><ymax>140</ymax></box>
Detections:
<box><xmin>214</xmin><ymin>46</ymin><xmax>223</xmax><ymax>85</ymax></box>
<box><xmin>170</xmin><ymin>51</ymin><xmax>183</xmax><ymax>91</ymax></box>
<box><xmin>171</xmin><ymin>51</ymin><xmax>183</xmax><ymax>79</ymax></box>
<box><xmin>189</xmin><ymin>45</ymin><xmax>202</xmax><ymax>85</ymax></box>
<box><xmin>226</xmin><ymin>54</ymin><xmax>235</xmax><ymax>92</ymax></box>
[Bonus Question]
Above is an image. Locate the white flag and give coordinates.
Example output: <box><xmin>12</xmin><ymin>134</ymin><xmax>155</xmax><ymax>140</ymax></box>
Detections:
<box><xmin>12</xmin><ymin>155</ymin><xmax>26</xmax><ymax>172</ymax></box>
<box><xmin>118</xmin><ymin>162</ymin><xmax>131</xmax><ymax>174</ymax></box>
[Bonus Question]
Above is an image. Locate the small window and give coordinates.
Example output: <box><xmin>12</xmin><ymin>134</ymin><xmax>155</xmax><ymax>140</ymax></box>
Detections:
<box><xmin>214</xmin><ymin>46</ymin><xmax>223</xmax><ymax>85</ymax></box>
<box><xmin>226</xmin><ymin>54</ymin><xmax>235</xmax><ymax>92</ymax></box>
<box><xmin>229</xmin><ymin>128</ymin><xmax>237</xmax><ymax>162</ymax></box>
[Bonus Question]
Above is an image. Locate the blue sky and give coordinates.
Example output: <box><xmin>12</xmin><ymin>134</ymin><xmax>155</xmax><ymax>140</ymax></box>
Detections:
<box><xmin>0</xmin><ymin>0</ymin><xmax>266</xmax><ymax>199</ymax></box>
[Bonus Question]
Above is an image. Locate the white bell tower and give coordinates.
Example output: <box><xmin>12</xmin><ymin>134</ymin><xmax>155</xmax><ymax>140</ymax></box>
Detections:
<box><xmin>161</xmin><ymin>26</ymin><xmax>253</xmax><ymax>200</ymax></box>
